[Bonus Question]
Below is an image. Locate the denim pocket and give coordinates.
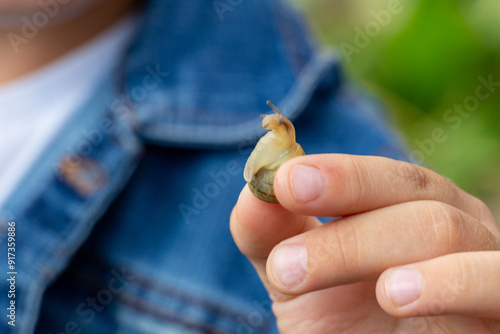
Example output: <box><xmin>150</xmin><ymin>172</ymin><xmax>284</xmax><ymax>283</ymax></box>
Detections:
<box><xmin>36</xmin><ymin>251</ymin><xmax>276</xmax><ymax>334</ymax></box>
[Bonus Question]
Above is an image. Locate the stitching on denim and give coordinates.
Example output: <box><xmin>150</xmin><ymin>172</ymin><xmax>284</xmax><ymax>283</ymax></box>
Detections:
<box><xmin>119</xmin><ymin>292</ymin><xmax>235</xmax><ymax>334</ymax></box>
<box><xmin>65</xmin><ymin>254</ymin><xmax>272</xmax><ymax>332</ymax></box>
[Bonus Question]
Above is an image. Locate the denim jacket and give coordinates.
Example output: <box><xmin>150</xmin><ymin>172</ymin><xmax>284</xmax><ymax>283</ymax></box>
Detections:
<box><xmin>0</xmin><ymin>0</ymin><xmax>406</xmax><ymax>333</ymax></box>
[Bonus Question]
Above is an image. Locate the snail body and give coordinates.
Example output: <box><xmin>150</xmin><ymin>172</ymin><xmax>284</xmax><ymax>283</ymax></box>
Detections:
<box><xmin>243</xmin><ymin>101</ymin><xmax>305</xmax><ymax>203</ymax></box>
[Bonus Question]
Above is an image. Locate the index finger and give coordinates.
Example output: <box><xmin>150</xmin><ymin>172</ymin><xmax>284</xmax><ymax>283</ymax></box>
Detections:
<box><xmin>274</xmin><ymin>154</ymin><xmax>496</xmax><ymax>226</ymax></box>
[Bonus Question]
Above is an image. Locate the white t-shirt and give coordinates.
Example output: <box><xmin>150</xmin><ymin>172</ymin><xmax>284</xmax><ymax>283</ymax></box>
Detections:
<box><xmin>0</xmin><ymin>15</ymin><xmax>138</xmax><ymax>208</ymax></box>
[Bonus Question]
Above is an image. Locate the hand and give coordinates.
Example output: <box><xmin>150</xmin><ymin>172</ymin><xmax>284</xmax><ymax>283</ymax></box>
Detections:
<box><xmin>230</xmin><ymin>154</ymin><xmax>500</xmax><ymax>333</ymax></box>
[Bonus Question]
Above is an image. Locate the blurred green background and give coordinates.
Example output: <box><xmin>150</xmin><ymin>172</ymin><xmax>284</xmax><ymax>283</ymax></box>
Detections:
<box><xmin>292</xmin><ymin>0</ymin><xmax>500</xmax><ymax>219</ymax></box>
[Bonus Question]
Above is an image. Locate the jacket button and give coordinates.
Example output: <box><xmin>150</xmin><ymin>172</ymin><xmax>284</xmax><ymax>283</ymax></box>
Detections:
<box><xmin>58</xmin><ymin>156</ymin><xmax>108</xmax><ymax>196</ymax></box>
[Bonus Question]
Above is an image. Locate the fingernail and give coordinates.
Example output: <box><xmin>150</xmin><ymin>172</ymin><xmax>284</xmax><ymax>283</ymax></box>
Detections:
<box><xmin>290</xmin><ymin>165</ymin><xmax>326</xmax><ymax>203</ymax></box>
<box><xmin>386</xmin><ymin>268</ymin><xmax>423</xmax><ymax>307</ymax></box>
<box><xmin>271</xmin><ymin>245</ymin><xmax>308</xmax><ymax>291</ymax></box>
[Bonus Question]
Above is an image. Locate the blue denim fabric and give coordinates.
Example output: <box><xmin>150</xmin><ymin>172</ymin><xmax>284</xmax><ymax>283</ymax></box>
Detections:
<box><xmin>0</xmin><ymin>0</ymin><xmax>407</xmax><ymax>333</ymax></box>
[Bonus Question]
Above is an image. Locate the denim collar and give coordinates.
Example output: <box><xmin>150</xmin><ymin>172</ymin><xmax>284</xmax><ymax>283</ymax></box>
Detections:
<box><xmin>120</xmin><ymin>0</ymin><xmax>342</xmax><ymax>148</ymax></box>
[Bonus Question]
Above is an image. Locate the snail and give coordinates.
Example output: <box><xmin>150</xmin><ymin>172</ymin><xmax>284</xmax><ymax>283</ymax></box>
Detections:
<box><xmin>243</xmin><ymin>101</ymin><xmax>305</xmax><ymax>203</ymax></box>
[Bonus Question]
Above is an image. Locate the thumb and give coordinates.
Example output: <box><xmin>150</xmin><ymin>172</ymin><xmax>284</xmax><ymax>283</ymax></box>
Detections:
<box><xmin>230</xmin><ymin>186</ymin><xmax>320</xmax><ymax>300</ymax></box>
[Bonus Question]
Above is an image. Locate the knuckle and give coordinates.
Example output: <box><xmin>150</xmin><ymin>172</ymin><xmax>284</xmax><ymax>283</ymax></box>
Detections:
<box><xmin>316</xmin><ymin>219</ymin><xmax>360</xmax><ymax>278</ymax></box>
<box><xmin>449</xmin><ymin>255</ymin><xmax>475</xmax><ymax>301</ymax></box>
<box><xmin>421</xmin><ymin>201</ymin><xmax>467</xmax><ymax>253</ymax></box>
<box><xmin>308</xmin><ymin>232</ymin><xmax>338</xmax><ymax>273</ymax></box>
<box><xmin>347</xmin><ymin>157</ymin><xmax>372</xmax><ymax>207</ymax></box>
<box><xmin>394</xmin><ymin>161</ymin><xmax>431</xmax><ymax>196</ymax></box>
<box><xmin>471</xmin><ymin>195</ymin><xmax>496</xmax><ymax>224</ymax></box>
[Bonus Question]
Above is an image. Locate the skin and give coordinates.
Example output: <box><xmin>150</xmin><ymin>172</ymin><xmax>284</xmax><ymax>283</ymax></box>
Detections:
<box><xmin>0</xmin><ymin>0</ymin><xmax>136</xmax><ymax>84</ymax></box>
<box><xmin>231</xmin><ymin>154</ymin><xmax>500</xmax><ymax>333</ymax></box>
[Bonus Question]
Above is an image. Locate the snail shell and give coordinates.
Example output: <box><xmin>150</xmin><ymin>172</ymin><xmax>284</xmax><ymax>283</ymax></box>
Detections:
<box><xmin>243</xmin><ymin>101</ymin><xmax>305</xmax><ymax>203</ymax></box>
